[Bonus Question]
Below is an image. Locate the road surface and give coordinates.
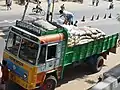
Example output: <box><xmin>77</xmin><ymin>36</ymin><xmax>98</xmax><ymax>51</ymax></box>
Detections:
<box><xmin>56</xmin><ymin>47</ymin><xmax>120</xmax><ymax>90</ymax></box>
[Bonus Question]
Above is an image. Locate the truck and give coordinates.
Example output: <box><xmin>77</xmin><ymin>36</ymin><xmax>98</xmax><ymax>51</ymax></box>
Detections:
<box><xmin>2</xmin><ymin>19</ymin><xmax>118</xmax><ymax>90</ymax></box>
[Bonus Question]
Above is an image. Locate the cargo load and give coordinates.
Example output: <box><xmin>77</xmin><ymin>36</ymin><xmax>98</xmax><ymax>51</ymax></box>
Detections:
<box><xmin>62</xmin><ymin>25</ymin><xmax>106</xmax><ymax>47</ymax></box>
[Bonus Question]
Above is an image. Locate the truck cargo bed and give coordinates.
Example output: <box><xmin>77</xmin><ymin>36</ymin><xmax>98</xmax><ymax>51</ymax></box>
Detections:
<box><xmin>63</xmin><ymin>33</ymin><xmax>118</xmax><ymax>66</ymax></box>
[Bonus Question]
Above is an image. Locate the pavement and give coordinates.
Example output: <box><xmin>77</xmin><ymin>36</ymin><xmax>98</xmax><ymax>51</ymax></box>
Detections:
<box><xmin>0</xmin><ymin>0</ymin><xmax>120</xmax><ymax>21</ymax></box>
<box><xmin>0</xmin><ymin>0</ymin><xmax>120</xmax><ymax>28</ymax></box>
<box><xmin>0</xmin><ymin>0</ymin><xmax>120</xmax><ymax>36</ymax></box>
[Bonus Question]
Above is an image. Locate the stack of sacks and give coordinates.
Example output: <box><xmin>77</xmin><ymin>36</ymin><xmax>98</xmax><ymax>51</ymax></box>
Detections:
<box><xmin>62</xmin><ymin>25</ymin><xmax>106</xmax><ymax>47</ymax></box>
<box><xmin>62</xmin><ymin>25</ymin><xmax>105</xmax><ymax>47</ymax></box>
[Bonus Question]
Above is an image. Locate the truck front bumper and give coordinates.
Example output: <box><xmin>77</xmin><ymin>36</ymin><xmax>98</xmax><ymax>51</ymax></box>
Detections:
<box><xmin>9</xmin><ymin>71</ymin><xmax>35</xmax><ymax>89</ymax></box>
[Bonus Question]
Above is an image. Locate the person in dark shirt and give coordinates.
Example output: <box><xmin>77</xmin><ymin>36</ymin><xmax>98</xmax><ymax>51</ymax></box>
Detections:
<box><xmin>1</xmin><ymin>60</ymin><xmax>9</xmax><ymax>84</ymax></box>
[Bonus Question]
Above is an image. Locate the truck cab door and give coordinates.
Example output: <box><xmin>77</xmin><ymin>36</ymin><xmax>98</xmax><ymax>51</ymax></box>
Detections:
<box><xmin>45</xmin><ymin>43</ymin><xmax>61</xmax><ymax>71</ymax></box>
<box><xmin>38</xmin><ymin>43</ymin><xmax>62</xmax><ymax>72</ymax></box>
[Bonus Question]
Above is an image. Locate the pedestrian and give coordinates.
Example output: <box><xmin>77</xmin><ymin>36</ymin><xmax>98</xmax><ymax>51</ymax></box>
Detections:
<box><xmin>6</xmin><ymin>0</ymin><xmax>12</xmax><ymax>10</ymax></box>
<box><xmin>60</xmin><ymin>10</ymin><xmax>74</xmax><ymax>25</ymax></box>
<box><xmin>60</xmin><ymin>4</ymin><xmax>65</xmax><ymax>11</ymax></box>
<box><xmin>1</xmin><ymin>60</ymin><xmax>9</xmax><ymax>84</ymax></box>
<box><xmin>109</xmin><ymin>2</ymin><xmax>114</xmax><ymax>9</ymax></box>
<box><xmin>59</xmin><ymin>4</ymin><xmax>65</xmax><ymax>14</ymax></box>
<box><xmin>92</xmin><ymin>0</ymin><xmax>95</xmax><ymax>6</ymax></box>
<box><xmin>96</xmin><ymin>0</ymin><xmax>99</xmax><ymax>6</ymax></box>
<box><xmin>5</xmin><ymin>0</ymin><xmax>7</xmax><ymax>5</ymax></box>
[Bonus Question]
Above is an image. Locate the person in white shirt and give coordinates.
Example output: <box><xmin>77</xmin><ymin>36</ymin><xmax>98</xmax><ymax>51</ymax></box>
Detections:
<box><xmin>6</xmin><ymin>0</ymin><xmax>12</xmax><ymax>10</ymax></box>
<box><xmin>60</xmin><ymin>10</ymin><xmax>74</xmax><ymax>25</ymax></box>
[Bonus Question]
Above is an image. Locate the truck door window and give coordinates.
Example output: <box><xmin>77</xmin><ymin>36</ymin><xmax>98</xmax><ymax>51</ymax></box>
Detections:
<box><xmin>6</xmin><ymin>32</ymin><xmax>21</xmax><ymax>56</ymax></box>
<box><xmin>38</xmin><ymin>45</ymin><xmax>46</xmax><ymax>64</ymax></box>
<box><xmin>47</xmin><ymin>45</ymin><xmax>57</xmax><ymax>60</ymax></box>
<box><xmin>19</xmin><ymin>38</ymin><xmax>39</xmax><ymax>65</ymax></box>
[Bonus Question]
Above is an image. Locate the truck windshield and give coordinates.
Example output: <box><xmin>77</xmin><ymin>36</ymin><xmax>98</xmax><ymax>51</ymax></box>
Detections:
<box><xmin>6</xmin><ymin>32</ymin><xmax>21</xmax><ymax>56</ymax></box>
<box><xmin>6</xmin><ymin>31</ymin><xmax>39</xmax><ymax>65</ymax></box>
<box><xmin>19</xmin><ymin>38</ymin><xmax>39</xmax><ymax>65</ymax></box>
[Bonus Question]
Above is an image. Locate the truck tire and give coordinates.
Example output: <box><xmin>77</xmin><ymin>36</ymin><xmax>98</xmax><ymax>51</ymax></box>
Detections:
<box><xmin>92</xmin><ymin>56</ymin><xmax>104</xmax><ymax>73</ymax></box>
<box><xmin>42</xmin><ymin>76</ymin><xmax>57</xmax><ymax>90</ymax></box>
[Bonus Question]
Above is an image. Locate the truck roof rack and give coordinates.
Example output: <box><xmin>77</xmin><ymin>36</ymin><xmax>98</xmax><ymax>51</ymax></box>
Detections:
<box><xmin>15</xmin><ymin>20</ymin><xmax>59</xmax><ymax>36</ymax></box>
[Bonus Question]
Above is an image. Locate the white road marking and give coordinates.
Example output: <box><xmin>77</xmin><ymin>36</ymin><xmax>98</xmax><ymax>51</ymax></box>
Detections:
<box><xmin>0</xmin><ymin>20</ymin><xmax>16</xmax><ymax>23</ymax></box>
<box><xmin>0</xmin><ymin>20</ymin><xmax>7</xmax><ymax>23</ymax></box>
<box><xmin>0</xmin><ymin>15</ymin><xmax>40</xmax><ymax>24</ymax></box>
<box><xmin>0</xmin><ymin>32</ymin><xmax>5</xmax><ymax>36</ymax></box>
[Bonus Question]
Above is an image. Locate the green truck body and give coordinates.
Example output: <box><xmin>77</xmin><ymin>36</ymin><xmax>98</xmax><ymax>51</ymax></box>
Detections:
<box><xmin>64</xmin><ymin>33</ymin><xmax>118</xmax><ymax>66</ymax></box>
<box><xmin>16</xmin><ymin>20</ymin><xmax>118</xmax><ymax>72</ymax></box>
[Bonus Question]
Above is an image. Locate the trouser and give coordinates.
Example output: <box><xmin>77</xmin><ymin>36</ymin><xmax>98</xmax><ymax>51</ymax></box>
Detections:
<box><xmin>67</xmin><ymin>15</ymin><xmax>73</xmax><ymax>25</ymax></box>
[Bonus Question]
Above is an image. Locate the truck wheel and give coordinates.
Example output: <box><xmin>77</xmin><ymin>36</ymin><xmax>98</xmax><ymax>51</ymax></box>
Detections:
<box><xmin>93</xmin><ymin>56</ymin><xmax>104</xmax><ymax>72</ymax></box>
<box><xmin>42</xmin><ymin>76</ymin><xmax>57</xmax><ymax>90</ymax></box>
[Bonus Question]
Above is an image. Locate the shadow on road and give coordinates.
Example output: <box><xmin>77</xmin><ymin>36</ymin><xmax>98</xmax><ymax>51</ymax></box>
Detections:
<box><xmin>0</xmin><ymin>9</ymin><xmax>7</xmax><ymax>11</ymax></box>
<box><xmin>0</xmin><ymin>5</ymin><xmax>6</xmax><ymax>7</ymax></box>
<box><xmin>85</xmin><ymin>79</ymin><xmax>96</xmax><ymax>84</ymax></box>
<box><xmin>57</xmin><ymin>64</ymin><xmax>95</xmax><ymax>87</ymax></box>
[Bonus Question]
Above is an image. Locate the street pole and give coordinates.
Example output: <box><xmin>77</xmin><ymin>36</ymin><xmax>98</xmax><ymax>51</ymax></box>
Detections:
<box><xmin>21</xmin><ymin>0</ymin><xmax>30</xmax><ymax>21</ymax></box>
<box><xmin>46</xmin><ymin>0</ymin><xmax>51</xmax><ymax>21</ymax></box>
<box><xmin>50</xmin><ymin>0</ymin><xmax>55</xmax><ymax>22</ymax></box>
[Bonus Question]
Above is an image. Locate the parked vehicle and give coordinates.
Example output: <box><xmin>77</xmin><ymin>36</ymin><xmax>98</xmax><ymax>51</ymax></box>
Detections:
<box><xmin>2</xmin><ymin>20</ymin><xmax>118</xmax><ymax>90</ymax></box>
<box><xmin>89</xmin><ymin>64</ymin><xmax>120</xmax><ymax>90</ymax></box>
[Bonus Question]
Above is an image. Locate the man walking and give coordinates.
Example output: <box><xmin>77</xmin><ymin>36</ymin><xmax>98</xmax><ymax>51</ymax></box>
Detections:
<box><xmin>60</xmin><ymin>4</ymin><xmax>65</xmax><ymax>11</ymax></box>
<box><xmin>6</xmin><ymin>0</ymin><xmax>12</xmax><ymax>10</ymax></box>
<box><xmin>96</xmin><ymin>0</ymin><xmax>99</xmax><ymax>6</ymax></box>
<box><xmin>92</xmin><ymin>0</ymin><xmax>95</xmax><ymax>6</ymax></box>
<box><xmin>109</xmin><ymin>2</ymin><xmax>114</xmax><ymax>9</ymax></box>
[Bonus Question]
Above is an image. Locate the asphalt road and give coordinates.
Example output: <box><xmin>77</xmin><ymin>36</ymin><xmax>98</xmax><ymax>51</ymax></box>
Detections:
<box><xmin>56</xmin><ymin>47</ymin><xmax>120</xmax><ymax>90</ymax></box>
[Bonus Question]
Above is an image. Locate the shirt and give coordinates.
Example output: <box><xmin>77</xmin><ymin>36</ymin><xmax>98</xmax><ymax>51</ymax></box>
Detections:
<box><xmin>63</xmin><ymin>11</ymin><xmax>74</xmax><ymax>17</ymax></box>
<box><xmin>61</xmin><ymin>10</ymin><xmax>74</xmax><ymax>19</ymax></box>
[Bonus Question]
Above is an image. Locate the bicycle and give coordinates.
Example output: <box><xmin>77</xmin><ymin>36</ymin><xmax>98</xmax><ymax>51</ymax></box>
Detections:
<box><xmin>32</xmin><ymin>6</ymin><xmax>45</xmax><ymax>16</ymax></box>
